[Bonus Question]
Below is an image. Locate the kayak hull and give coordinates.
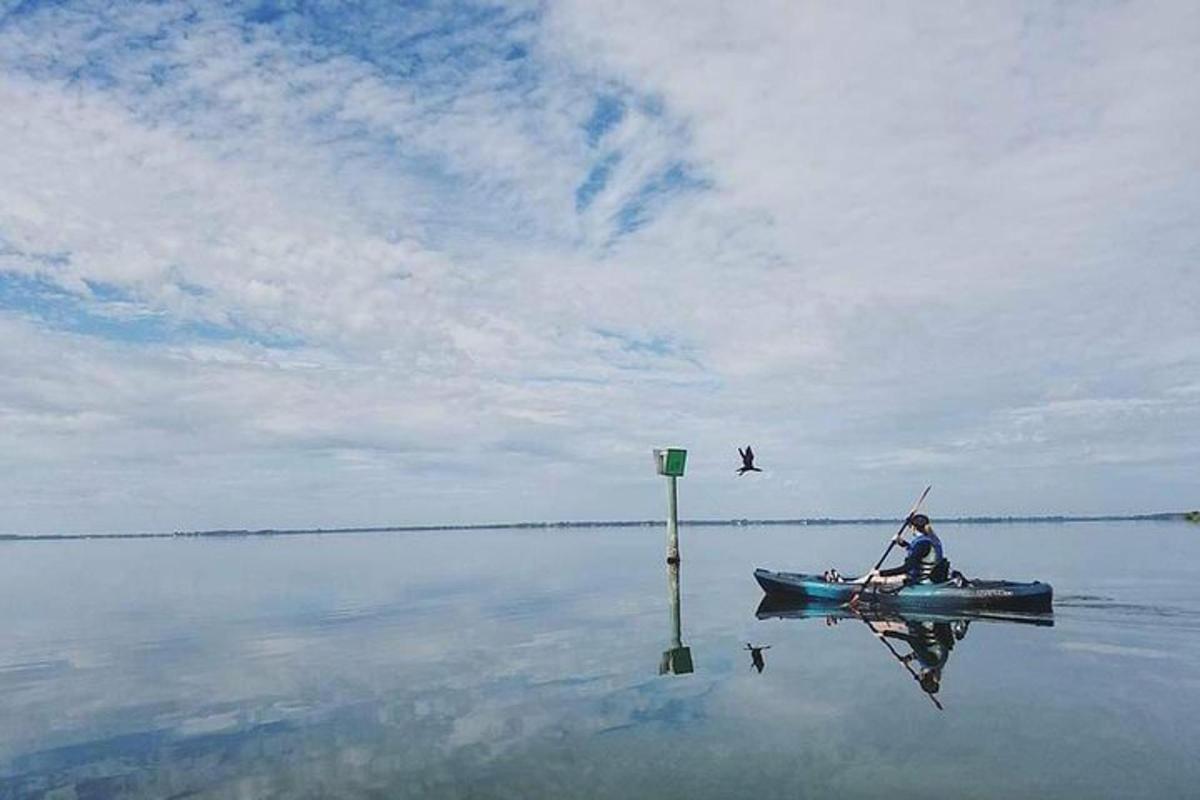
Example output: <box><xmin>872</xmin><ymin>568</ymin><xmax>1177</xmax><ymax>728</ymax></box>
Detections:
<box><xmin>754</xmin><ymin>568</ymin><xmax>1053</xmax><ymax>612</ymax></box>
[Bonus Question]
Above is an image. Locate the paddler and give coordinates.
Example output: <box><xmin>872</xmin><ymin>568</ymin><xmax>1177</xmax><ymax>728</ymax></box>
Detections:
<box><xmin>856</xmin><ymin>513</ymin><xmax>949</xmax><ymax>589</ymax></box>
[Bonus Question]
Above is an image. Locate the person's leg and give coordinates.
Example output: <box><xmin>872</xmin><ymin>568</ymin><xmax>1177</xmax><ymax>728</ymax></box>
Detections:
<box><xmin>847</xmin><ymin>572</ymin><xmax>905</xmax><ymax>587</ymax></box>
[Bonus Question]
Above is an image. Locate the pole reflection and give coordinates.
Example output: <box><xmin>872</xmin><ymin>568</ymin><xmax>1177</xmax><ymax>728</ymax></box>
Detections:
<box><xmin>659</xmin><ymin>561</ymin><xmax>694</xmax><ymax>675</ymax></box>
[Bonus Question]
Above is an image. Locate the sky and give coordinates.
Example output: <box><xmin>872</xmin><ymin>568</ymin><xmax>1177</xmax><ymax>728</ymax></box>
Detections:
<box><xmin>1</xmin><ymin>0</ymin><xmax>1198</xmax><ymax>534</ymax></box>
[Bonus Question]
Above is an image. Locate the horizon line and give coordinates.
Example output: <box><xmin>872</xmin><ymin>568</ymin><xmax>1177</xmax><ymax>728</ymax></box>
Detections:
<box><xmin>3</xmin><ymin>511</ymin><xmax>1197</xmax><ymax>542</ymax></box>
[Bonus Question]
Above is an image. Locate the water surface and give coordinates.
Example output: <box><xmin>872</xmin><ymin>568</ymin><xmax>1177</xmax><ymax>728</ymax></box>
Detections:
<box><xmin>2</xmin><ymin>521</ymin><xmax>1197</xmax><ymax>798</ymax></box>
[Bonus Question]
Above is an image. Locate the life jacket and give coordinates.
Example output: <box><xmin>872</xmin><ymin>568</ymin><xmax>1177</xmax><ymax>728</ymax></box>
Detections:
<box><xmin>907</xmin><ymin>531</ymin><xmax>945</xmax><ymax>584</ymax></box>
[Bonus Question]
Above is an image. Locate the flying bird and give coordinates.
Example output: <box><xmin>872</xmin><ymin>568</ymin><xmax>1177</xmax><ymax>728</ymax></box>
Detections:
<box><xmin>737</xmin><ymin>445</ymin><xmax>762</xmax><ymax>475</ymax></box>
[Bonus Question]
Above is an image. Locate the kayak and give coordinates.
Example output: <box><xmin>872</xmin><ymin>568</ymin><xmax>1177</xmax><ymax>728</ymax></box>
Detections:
<box><xmin>754</xmin><ymin>568</ymin><xmax>1053</xmax><ymax>612</ymax></box>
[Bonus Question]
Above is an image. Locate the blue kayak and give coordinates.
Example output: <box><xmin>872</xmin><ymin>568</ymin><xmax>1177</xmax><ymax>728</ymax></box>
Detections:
<box><xmin>754</xmin><ymin>568</ymin><xmax>1053</xmax><ymax>612</ymax></box>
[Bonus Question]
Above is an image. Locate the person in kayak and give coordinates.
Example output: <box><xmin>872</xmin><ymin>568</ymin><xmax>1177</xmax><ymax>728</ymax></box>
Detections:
<box><xmin>857</xmin><ymin>513</ymin><xmax>949</xmax><ymax>589</ymax></box>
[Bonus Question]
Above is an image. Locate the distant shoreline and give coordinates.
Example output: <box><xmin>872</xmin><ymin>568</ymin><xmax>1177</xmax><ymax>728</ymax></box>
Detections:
<box><xmin>2</xmin><ymin>512</ymin><xmax>1196</xmax><ymax>542</ymax></box>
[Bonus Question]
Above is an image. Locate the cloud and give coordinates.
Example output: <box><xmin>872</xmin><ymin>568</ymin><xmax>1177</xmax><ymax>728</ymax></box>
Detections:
<box><xmin>1</xmin><ymin>0</ymin><xmax>1198</xmax><ymax>532</ymax></box>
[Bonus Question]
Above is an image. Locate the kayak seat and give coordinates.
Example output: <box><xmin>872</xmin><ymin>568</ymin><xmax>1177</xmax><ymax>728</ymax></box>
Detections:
<box><xmin>928</xmin><ymin>558</ymin><xmax>951</xmax><ymax>584</ymax></box>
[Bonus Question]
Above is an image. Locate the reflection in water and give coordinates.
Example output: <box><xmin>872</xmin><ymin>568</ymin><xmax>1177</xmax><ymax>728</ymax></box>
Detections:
<box><xmin>660</xmin><ymin>561</ymin><xmax>694</xmax><ymax>675</ymax></box>
<box><xmin>744</xmin><ymin>644</ymin><xmax>770</xmax><ymax>673</ymax></box>
<box><xmin>860</xmin><ymin>616</ymin><xmax>962</xmax><ymax>710</ymax></box>
<box><xmin>757</xmin><ymin>595</ymin><xmax>1053</xmax><ymax>707</ymax></box>
<box><xmin>2</xmin><ymin>525</ymin><xmax>1197</xmax><ymax>798</ymax></box>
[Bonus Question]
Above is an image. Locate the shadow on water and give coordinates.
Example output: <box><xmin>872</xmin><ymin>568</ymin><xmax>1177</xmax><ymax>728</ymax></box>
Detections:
<box><xmin>756</xmin><ymin>594</ymin><xmax>1054</xmax><ymax>710</ymax></box>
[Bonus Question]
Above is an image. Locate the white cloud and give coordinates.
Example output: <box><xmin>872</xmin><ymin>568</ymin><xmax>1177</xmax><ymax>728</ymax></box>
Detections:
<box><xmin>1</xmin><ymin>1</ymin><xmax>1198</xmax><ymax>532</ymax></box>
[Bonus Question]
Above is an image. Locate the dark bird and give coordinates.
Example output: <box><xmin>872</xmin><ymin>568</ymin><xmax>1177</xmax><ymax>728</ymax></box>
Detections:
<box><xmin>745</xmin><ymin>643</ymin><xmax>771</xmax><ymax>673</ymax></box>
<box><xmin>737</xmin><ymin>445</ymin><xmax>762</xmax><ymax>475</ymax></box>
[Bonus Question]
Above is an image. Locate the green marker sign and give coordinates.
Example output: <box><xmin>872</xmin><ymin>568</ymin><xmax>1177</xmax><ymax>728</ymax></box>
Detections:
<box><xmin>654</xmin><ymin>447</ymin><xmax>687</xmax><ymax>477</ymax></box>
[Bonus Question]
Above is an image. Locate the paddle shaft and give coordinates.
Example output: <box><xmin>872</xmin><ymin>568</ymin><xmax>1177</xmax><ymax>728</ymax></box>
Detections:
<box><xmin>871</xmin><ymin>484</ymin><xmax>931</xmax><ymax>574</ymax></box>
<box><xmin>851</xmin><ymin>485</ymin><xmax>931</xmax><ymax>597</ymax></box>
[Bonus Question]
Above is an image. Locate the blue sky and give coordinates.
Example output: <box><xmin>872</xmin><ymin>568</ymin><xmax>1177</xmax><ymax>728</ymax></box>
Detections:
<box><xmin>1</xmin><ymin>1</ymin><xmax>1198</xmax><ymax>533</ymax></box>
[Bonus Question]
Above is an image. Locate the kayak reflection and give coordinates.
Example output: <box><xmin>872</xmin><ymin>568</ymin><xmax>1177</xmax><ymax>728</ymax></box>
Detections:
<box><xmin>757</xmin><ymin>595</ymin><xmax>1053</xmax><ymax>709</ymax></box>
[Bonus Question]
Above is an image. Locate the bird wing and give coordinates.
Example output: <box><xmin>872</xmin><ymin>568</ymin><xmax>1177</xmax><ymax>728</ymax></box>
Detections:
<box><xmin>738</xmin><ymin>447</ymin><xmax>745</xmax><ymax>460</ymax></box>
<box><xmin>745</xmin><ymin>445</ymin><xmax>754</xmax><ymax>461</ymax></box>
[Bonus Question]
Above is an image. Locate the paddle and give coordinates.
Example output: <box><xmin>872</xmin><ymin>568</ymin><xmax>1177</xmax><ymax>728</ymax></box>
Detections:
<box><xmin>848</xmin><ymin>485</ymin><xmax>932</xmax><ymax>607</ymax></box>
<box><xmin>860</xmin><ymin>617</ymin><xmax>944</xmax><ymax>711</ymax></box>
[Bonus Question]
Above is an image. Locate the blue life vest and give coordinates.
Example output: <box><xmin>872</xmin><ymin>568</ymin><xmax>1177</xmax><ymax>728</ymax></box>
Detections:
<box><xmin>906</xmin><ymin>532</ymin><xmax>944</xmax><ymax>583</ymax></box>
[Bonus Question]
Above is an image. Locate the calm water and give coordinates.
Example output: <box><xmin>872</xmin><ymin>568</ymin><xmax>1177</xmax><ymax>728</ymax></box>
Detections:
<box><xmin>2</xmin><ymin>521</ymin><xmax>1198</xmax><ymax>799</ymax></box>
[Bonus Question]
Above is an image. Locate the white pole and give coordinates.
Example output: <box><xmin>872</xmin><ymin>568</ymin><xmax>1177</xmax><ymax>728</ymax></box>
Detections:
<box><xmin>666</xmin><ymin>474</ymin><xmax>679</xmax><ymax>564</ymax></box>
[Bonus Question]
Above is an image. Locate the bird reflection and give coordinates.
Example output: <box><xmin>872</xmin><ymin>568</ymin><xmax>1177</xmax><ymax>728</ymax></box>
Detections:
<box><xmin>745</xmin><ymin>643</ymin><xmax>771</xmax><ymax>673</ymax></box>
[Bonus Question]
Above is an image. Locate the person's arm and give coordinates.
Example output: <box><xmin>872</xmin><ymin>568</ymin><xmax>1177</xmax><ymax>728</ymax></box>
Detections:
<box><xmin>872</xmin><ymin>530</ymin><xmax>914</xmax><ymax>577</ymax></box>
<box><xmin>903</xmin><ymin>538</ymin><xmax>932</xmax><ymax>566</ymax></box>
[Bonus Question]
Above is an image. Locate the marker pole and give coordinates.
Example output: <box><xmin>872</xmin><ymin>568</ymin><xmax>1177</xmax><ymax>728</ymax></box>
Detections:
<box><xmin>666</xmin><ymin>475</ymin><xmax>680</xmax><ymax>565</ymax></box>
